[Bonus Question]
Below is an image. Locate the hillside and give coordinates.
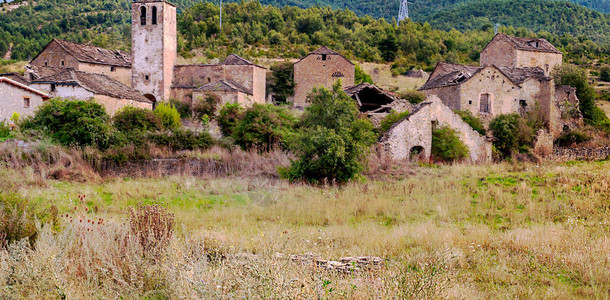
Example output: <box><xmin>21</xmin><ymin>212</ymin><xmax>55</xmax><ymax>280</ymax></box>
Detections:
<box><xmin>426</xmin><ymin>0</ymin><xmax>610</xmax><ymax>42</ymax></box>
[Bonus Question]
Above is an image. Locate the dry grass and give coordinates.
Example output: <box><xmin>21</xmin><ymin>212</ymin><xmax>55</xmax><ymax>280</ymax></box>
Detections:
<box><xmin>598</xmin><ymin>100</ymin><xmax>610</xmax><ymax>118</ymax></box>
<box><xmin>359</xmin><ymin>62</ymin><xmax>427</xmax><ymax>93</ymax></box>
<box><xmin>1</xmin><ymin>161</ymin><xmax>609</xmax><ymax>298</ymax></box>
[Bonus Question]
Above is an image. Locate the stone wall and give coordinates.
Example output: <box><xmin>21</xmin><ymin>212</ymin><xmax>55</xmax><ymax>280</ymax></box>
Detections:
<box><xmin>30</xmin><ymin>41</ymin><xmax>80</xmax><ymax>70</ymax></box>
<box><xmin>0</xmin><ymin>83</ymin><xmax>46</xmax><ymax>122</ymax></box>
<box><xmin>79</xmin><ymin>63</ymin><xmax>132</xmax><ymax>87</ymax></box>
<box><xmin>293</xmin><ymin>54</ymin><xmax>355</xmax><ymax>107</ymax></box>
<box><xmin>95</xmin><ymin>95</ymin><xmax>152</xmax><ymax>115</ymax></box>
<box><xmin>480</xmin><ymin>38</ymin><xmax>518</xmax><ymax>68</ymax></box>
<box><xmin>30</xmin><ymin>82</ymin><xmax>95</xmax><ymax>99</ymax></box>
<box><xmin>552</xmin><ymin>147</ymin><xmax>610</xmax><ymax>161</ymax></box>
<box><xmin>460</xmin><ymin>66</ymin><xmax>520</xmax><ymax>116</ymax></box>
<box><xmin>382</xmin><ymin>96</ymin><xmax>492</xmax><ymax>163</ymax></box>
<box><xmin>516</xmin><ymin>50</ymin><xmax>562</xmax><ymax>75</ymax></box>
<box><xmin>421</xmin><ymin>85</ymin><xmax>461</xmax><ymax>110</ymax></box>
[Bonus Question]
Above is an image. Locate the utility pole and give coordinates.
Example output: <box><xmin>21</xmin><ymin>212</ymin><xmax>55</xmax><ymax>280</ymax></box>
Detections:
<box><xmin>494</xmin><ymin>23</ymin><xmax>500</xmax><ymax>35</ymax></box>
<box><xmin>398</xmin><ymin>0</ymin><xmax>412</xmax><ymax>22</ymax></box>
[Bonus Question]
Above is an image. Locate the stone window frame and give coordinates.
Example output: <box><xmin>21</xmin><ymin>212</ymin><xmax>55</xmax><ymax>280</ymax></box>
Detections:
<box><xmin>140</xmin><ymin>6</ymin><xmax>147</xmax><ymax>26</ymax></box>
<box><xmin>152</xmin><ymin>6</ymin><xmax>158</xmax><ymax>25</ymax></box>
<box><xmin>23</xmin><ymin>97</ymin><xmax>30</xmax><ymax>108</ymax></box>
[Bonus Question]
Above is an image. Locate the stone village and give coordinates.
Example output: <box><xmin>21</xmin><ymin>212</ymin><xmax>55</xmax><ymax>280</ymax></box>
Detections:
<box><xmin>0</xmin><ymin>0</ymin><xmax>585</xmax><ymax>163</ymax></box>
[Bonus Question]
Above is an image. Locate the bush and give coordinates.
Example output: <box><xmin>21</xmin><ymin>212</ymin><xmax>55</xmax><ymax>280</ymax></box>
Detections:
<box><xmin>21</xmin><ymin>98</ymin><xmax>112</xmax><ymax>148</ymax></box>
<box><xmin>170</xmin><ymin>99</ymin><xmax>192</xmax><ymax>119</ymax></box>
<box><xmin>192</xmin><ymin>93</ymin><xmax>221</xmax><ymax>120</ymax></box>
<box><xmin>283</xmin><ymin>82</ymin><xmax>377</xmax><ymax>184</ymax></box>
<box><xmin>233</xmin><ymin>104</ymin><xmax>296</xmax><ymax>150</ymax></box>
<box><xmin>355</xmin><ymin>63</ymin><xmax>373</xmax><ymax>84</ymax></box>
<box><xmin>0</xmin><ymin>120</ymin><xmax>12</xmax><ymax>140</ymax></box>
<box><xmin>553</xmin><ymin>65</ymin><xmax>608</xmax><ymax>128</ymax></box>
<box><xmin>489</xmin><ymin>114</ymin><xmax>520</xmax><ymax>157</ymax></box>
<box><xmin>218</xmin><ymin>102</ymin><xmax>243</xmax><ymax>137</ymax></box>
<box><xmin>129</xmin><ymin>204</ymin><xmax>174</xmax><ymax>257</ymax></box>
<box><xmin>380</xmin><ymin>110</ymin><xmax>410</xmax><ymax>133</ymax></box>
<box><xmin>555</xmin><ymin>130</ymin><xmax>592</xmax><ymax>147</ymax></box>
<box><xmin>153</xmin><ymin>102</ymin><xmax>181</xmax><ymax>130</ymax></box>
<box><xmin>0</xmin><ymin>193</ymin><xmax>38</xmax><ymax>247</ymax></box>
<box><xmin>148</xmin><ymin>129</ymin><xmax>214</xmax><ymax>151</ymax></box>
<box><xmin>113</xmin><ymin>107</ymin><xmax>162</xmax><ymax>133</ymax></box>
<box><xmin>431</xmin><ymin>126</ymin><xmax>469</xmax><ymax>163</ymax></box>
<box><xmin>398</xmin><ymin>90</ymin><xmax>426</xmax><ymax>104</ymax></box>
<box><xmin>600</xmin><ymin>66</ymin><xmax>610</xmax><ymax>82</ymax></box>
<box><xmin>453</xmin><ymin>110</ymin><xmax>486</xmax><ymax>135</ymax></box>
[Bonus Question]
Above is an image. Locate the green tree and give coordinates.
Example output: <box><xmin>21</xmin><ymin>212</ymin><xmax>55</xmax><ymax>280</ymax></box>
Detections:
<box><xmin>217</xmin><ymin>102</ymin><xmax>243</xmax><ymax>137</ymax></box>
<box><xmin>600</xmin><ymin>66</ymin><xmax>610</xmax><ymax>82</ymax></box>
<box><xmin>21</xmin><ymin>98</ymin><xmax>112</xmax><ymax>148</ymax></box>
<box><xmin>489</xmin><ymin>114</ymin><xmax>520</xmax><ymax>157</ymax></box>
<box><xmin>284</xmin><ymin>82</ymin><xmax>376</xmax><ymax>184</ymax></box>
<box><xmin>154</xmin><ymin>102</ymin><xmax>182</xmax><ymax>130</ymax></box>
<box><xmin>113</xmin><ymin>106</ymin><xmax>162</xmax><ymax>133</ymax></box>
<box><xmin>267</xmin><ymin>62</ymin><xmax>295</xmax><ymax>103</ymax></box>
<box><xmin>378</xmin><ymin>32</ymin><xmax>399</xmax><ymax>62</ymax></box>
<box><xmin>355</xmin><ymin>64</ymin><xmax>373</xmax><ymax>84</ymax></box>
<box><xmin>552</xmin><ymin>64</ymin><xmax>605</xmax><ymax>125</ymax></box>
<box><xmin>233</xmin><ymin>104</ymin><xmax>296</xmax><ymax>150</ymax></box>
<box><xmin>431</xmin><ymin>126</ymin><xmax>469</xmax><ymax>162</ymax></box>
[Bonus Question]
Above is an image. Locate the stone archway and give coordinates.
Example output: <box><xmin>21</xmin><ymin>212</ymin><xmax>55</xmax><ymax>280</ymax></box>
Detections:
<box><xmin>409</xmin><ymin>146</ymin><xmax>425</xmax><ymax>161</ymax></box>
<box><xmin>143</xmin><ymin>94</ymin><xmax>157</xmax><ymax>108</ymax></box>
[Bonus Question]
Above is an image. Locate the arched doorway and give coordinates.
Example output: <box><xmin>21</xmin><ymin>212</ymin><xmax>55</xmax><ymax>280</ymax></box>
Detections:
<box><xmin>143</xmin><ymin>94</ymin><xmax>157</xmax><ymax>108</ymax></box>
<box><xmin>409</xmin><ymin>146</ymin><xmax>425</xmax><ymax>161</ymax></box>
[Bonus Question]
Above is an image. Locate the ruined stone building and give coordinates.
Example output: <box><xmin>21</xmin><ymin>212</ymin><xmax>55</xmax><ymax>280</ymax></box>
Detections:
<box><xmin>27</xmin><ymin>39</ymin><xmax>132</xmax><ymax>86</ymax></box>
<box><xmin>343</xmin><ymin>83</ymin><xmax>412</xmax><ymax>125</ymax></box>
<box><xmin>480</xmin><ymin>33</ymin><xmax>562</xmax><ymax>75</ymax></box>
<box><xmin>382</xmin><ymin>96</ymin><xmax>492</xmax><ymax>163</ymax></box>
<box><xmin>293</xmin><ymin>47</ymin><xmax>355</xmax><ymax>107</ymax></box>
<box><xmin>30</xmin><ymin>69</ymin><xmax>152</xmax><ymax>115</ymax></box>
<box><xmin>419</xmin><ymin>34</ymin><xmax>576</xmax><ymax>138</ymax></box>
<box><xmin>0</xmin><ymin>76</ymin><xmax>49</xmax><ymax>122</ymax></box>
<box><xmin>171</xmin><ymin>55</ymin><xmax>267</xmax><ymax>106</ymax></box>
<box><xmin>18</xmin><ymin>0</ymin><xmax>266</xmax><ymax>113</ymax></box>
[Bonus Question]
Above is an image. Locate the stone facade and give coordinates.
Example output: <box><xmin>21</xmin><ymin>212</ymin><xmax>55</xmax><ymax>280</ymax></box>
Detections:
<box><xmin>131</xmin><ymin>0</ymin><xmax>177</xmax><ymax>102</ymax></box>
<box><xmin>171</xmin><ymin>56</ymin><xmax>266</xmax><ymax>107</ymax></box>
<box><xmin>293</xmin><ymin>47</ymin><xmax>355</xmax><ymax>107</ymax></box>
<box><xmin>28</xmin><ymin>39</ymin><xmax>132</xmax><ymax>86</ymax></box>
<box><xmin>480</xmin><ymin>33</ymin><xmax>562</xmax><ymax>75</ymax></box>
<box><xmin>0</xmin><ymin>77</ymin><xmax>49</xmax><ymax>122</ymax></box>
<box><xmin>381</xmin><ymin>96</ymin><xmax>492</xmax><ymax>164</ymax></box>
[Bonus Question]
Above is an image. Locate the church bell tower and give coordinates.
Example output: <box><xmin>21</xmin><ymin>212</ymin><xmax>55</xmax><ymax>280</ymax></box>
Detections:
<box><xmin>131</xmin><ymin>0</ymin><xmax>177</xmax><ymax>103</ymax></box>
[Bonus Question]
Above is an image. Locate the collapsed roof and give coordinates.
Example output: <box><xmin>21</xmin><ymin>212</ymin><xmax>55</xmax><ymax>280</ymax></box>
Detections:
<box><xmin>195</xmin><ymin>79</ymin><xmax>253</xmax><ymax>95</ymax></box>
<box><xmin>344</xmin><ymin>83</ymin><xmax>400</xmax><ymax>113</ymax></box>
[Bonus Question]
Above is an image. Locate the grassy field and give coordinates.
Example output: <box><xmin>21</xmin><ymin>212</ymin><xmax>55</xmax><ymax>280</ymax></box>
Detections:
<box><xmin>1</xmin><ymin>160</ymin><xmax>609</xmax><ymax>298</ymax></box>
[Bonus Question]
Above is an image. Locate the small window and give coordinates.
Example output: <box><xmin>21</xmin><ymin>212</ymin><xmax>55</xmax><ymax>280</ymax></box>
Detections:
<box><xmin>23</xmin><ymin>97</ymin><xmax>30</xmax><ymax>108</ymax></box>
<box><xmin>61</xmin><ymin>60</ymin><xmax>65</xmax><ymax>67</ymax></box>
<box><xmin>145</xmin><ymin>75</ymin><xmax>150</xmax><ymax>81</ymax></box>
<box><xmin>44</xmin><ymin>61</ymin><xmax>48</xmax><ymax>67</ymax></box>
<box><xmin>51</xmin><ymin>84</ymin><xmax>56</xmax><ymax>92</ymax></box>
<box><xmin>322</xmin><ymin>54</ymin><xmax>327</xmax><ymax>61</ymax></box>
<box><xmin>110</xmin><ymin>66</ymin><xmax>116</xmax><ymax>72</ymax></box>
<box><xmin>140</xmin><ymin>6</ymin><xmax>147</xmax><ymax>25</ymax></box>
<box><xmin>468</xmin><ymin>100</ymin><xmax>472</xmax><ymax>105</ymax></box>
<box><xmin>152</xmin><ymin>6</ymin><xmax>158</xmax><ymax>25</ymax></box>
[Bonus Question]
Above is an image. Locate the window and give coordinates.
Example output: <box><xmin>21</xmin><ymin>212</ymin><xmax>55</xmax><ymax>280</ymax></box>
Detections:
<box><xmin>23</xmin><ymin>97</ymin><xmax>30</xmax><ymax>108</ymax></box>
<box><xmin>519</xmin><ymin>100</ymin><xmax>527</xmax><ymax>114</ymax></box>
<box><xmin>30</xmin><ymin>74</ymin><xmax>35</xmax><ymax>81</ymax></box>
<box><xmin>140</xmin><ymin>6</ymin><xmax>147</xmax><ymax>25</ymax></box>
<box><xmin>152</xmin><ymin>6</ymin><xmax>158</xmax><ymax>25</ymax></box>
<box><xmin>110</xmin><ymin>66</ymin><xmax>116</xmax><ymax>72</ymax></box>
<box><xmin>322</xmin><ymin>54</ymin><xmax>327</xmax><ymax>61</ymax></box>
<box><xmin>468</xmin><ymin>100</ymin><xmax>472</xmax><ymax>105</ymax></box>
<box><xmin>44</xmin><ymin>61</ymin><xmax>48</xmax><ymax>67</ymax></box>
<box><xmin>51</xmin><ymin>84</ymin><xmax>56</xmax><ymax>92</ymax></box>
<box><xmin>479</xmin><ymin>93</ymin><xmax>490</xmax><ymax>113</ymax></box>
<box><xmin>61</xmin><ymin>60</ymin><xmax>65</xmax><ymax>67</ymax></box>
<box><xmin>145</xmin><ymin>75</ymin><xmax>150</xmax><ymax>81</ymax></box>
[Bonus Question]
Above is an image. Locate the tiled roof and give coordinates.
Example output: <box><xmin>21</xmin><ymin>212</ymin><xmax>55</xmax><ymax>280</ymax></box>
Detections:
<box><xmin>0</xmin><ymin>77</ymin><xmax>50</xmax><ymax>99</ymax></box>
<box><xmin>420</xmin><ymin>64</ymin><xmax>482</xmax><ymax>90</ymax></box>
<box><xmin>431</xmin><ymin>62</ymin><xmax>482</xmax><ymax>79</ymax></box>
<box><xmin>194</xmin><ymin>79</ymin><xmax>252</xmax><ymax>95</ymax></box>
<box><xmin>222</xmin><ymin>54</ymin><xmax>265</xmax><ymax>69</ymax></box>
<box><xmin>497</xmin><ymin>66</ymin><xmax>550</xmax><ymax>84</ymax></box>
<box><xmin>295</xmin><ymin>46</ymin><xmax>355</xmax><ymax>65</ymax></box>
<box><xmin>37</xmin><ymin>39</ymin><xmax>132</xmax><ymax>67</ymax></box>
<box><xmin>490</xmin><ymin>33</ymin><xmax>562</xmax><ymax>54</ymax></box>
<box><xmin>0</xmin><ymin>73</ymin><xmax>29</xmax><ymax>85</ymax></box>
<box><xmin>33</xmin><ymin>69</ymin><xmax>150</xmax><ymax>103</ymax></box>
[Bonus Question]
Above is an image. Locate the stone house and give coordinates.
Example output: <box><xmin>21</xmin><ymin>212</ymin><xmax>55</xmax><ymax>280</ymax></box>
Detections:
<box><xmin>0</xmin><ymin>73</ymin><xmax>30</xmax><ymax>85</ymax></box>
<box><xmin>293</xmin><ymin>46</ymin><xmax>355</xmax><ymax>107</ymax></box>
<box><xmin>27</xmin><ymin>39</ymin><xmax>132</xmax><ymax>86</ymax></box>
<box><xmin>171</xmin><ymin>55</ymin><xmax>266</xmax><ymax>106</ymax></box>
<box><xmin>0</xmin><ymin>76</ymin><xmax>50</xmax><ymax>122</ymax></box>
<box><xmin>480</xmin><ymin>33</ymin><xmax>562</xmax><ymax>75</ymax></box>
<box><xmin>381</xmin><ymin>96</ymin><xmax>492</xmax><ymax>163</ymax></box>
<box><xmin>343</xmin><ymin>83</ymin><xmax>412</xmax><ymax>126</ymax></box>
<box><xmin>30</xmin><ymin>69</ymin><xmax>152</xmax><ymax>115</ymax></box>
<box><xmin>191</xmin><ymin>80</ymin><xmax>254</xmax><ymax>107</ymax></box>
